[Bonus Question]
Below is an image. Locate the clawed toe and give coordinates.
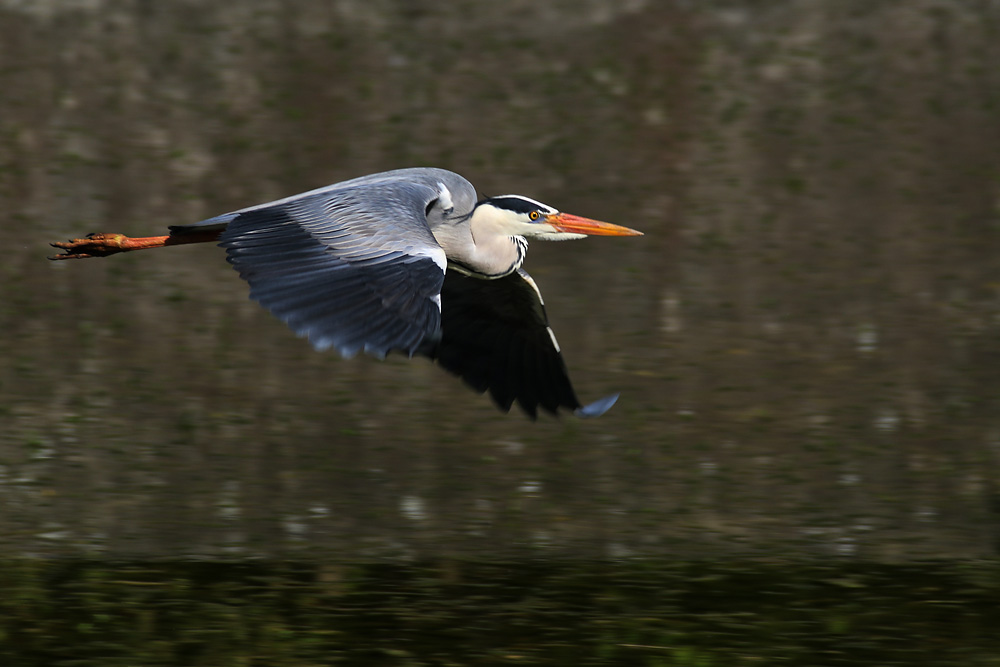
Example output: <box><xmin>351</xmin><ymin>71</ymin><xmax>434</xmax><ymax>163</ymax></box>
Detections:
<box><xmin>48</xmin><ymin>233</ymin><xmax>128</xmax><ymax>260</ymax></box>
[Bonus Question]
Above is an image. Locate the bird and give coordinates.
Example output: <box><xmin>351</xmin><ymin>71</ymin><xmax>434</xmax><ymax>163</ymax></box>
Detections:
<box><xmin>49</xmin><ymin>167</ymin><xmax>643</xmax><ymax>418</ymax></box>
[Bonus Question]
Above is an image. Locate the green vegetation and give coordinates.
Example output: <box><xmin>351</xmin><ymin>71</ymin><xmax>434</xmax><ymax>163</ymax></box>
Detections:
<box><xmin>1</xmin><ymin>559</ymin><xmax>998</xmax><ymax>665</ymax></box>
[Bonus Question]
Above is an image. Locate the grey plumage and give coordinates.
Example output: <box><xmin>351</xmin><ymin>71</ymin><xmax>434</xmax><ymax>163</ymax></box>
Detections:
<box><xmin>164</xmin><ymin>168</ymin><xmax>641</xmax><ymax>417</ymax></box>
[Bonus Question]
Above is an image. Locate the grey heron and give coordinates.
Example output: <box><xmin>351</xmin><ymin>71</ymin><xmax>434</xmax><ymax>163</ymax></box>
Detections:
<box><xmin>50</xmin><ymin>167</ymin><xmax>642</xmax><ymax>418</ymax></box>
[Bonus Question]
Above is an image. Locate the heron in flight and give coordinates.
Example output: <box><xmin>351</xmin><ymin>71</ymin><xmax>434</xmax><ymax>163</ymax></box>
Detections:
<box><xmin>50</xmin><ymin>168</ymin><xmax>642</xmax><ymax>418</ymax></box>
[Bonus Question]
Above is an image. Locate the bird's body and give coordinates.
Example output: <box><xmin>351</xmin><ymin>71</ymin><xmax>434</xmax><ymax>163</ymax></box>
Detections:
<box><xmin>50</xmin><ymin>167</ymin><xmax>642</xmax><ymax>418</ymax></box>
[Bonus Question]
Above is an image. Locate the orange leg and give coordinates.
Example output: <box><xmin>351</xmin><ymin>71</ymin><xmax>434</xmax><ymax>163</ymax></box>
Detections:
<box><xmin>49</xmin><ymin>230</ymin><xmax>222</xmax><ymax>260</ymax></box>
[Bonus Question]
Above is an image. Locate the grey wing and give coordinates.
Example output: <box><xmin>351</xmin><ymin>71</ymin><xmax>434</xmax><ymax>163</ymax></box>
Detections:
<box><xmin>215</xmin><ymin>180</ymin><xmax>449</xmax><ymax>359</ymax></box>
<box><xmin>424</xmin><ymin>268</ymin><xmax>619</xmax><ymax>418</ymax></box>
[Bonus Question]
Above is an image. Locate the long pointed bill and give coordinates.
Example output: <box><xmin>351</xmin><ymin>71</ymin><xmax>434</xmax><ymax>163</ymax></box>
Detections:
<box><xmin>545</xmin><ymin>212</ymin><xmax>643</xmax><ymax>236</ymax></box>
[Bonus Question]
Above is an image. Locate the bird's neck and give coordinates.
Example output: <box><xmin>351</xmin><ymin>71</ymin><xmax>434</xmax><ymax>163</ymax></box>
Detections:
<box><xmin>439</xmin><ymin>210</ymin><xmax>527</xmax><ymax>278</ymax></box>
<box><xmin>473</xmin><ymin>232</ymin><xmax>526</xmax><ymax>277</ymax></box>
<box><xmin>446</xmin><ymin>233</ymin><xmax>524</xmax><ymax>278</ymax></box>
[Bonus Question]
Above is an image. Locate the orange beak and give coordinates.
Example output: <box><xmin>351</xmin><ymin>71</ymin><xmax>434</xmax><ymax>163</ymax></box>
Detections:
<box><xmin>544</xmin><ymin>212</ymin><xmax>643</xmax><ymax>237</ymax></box>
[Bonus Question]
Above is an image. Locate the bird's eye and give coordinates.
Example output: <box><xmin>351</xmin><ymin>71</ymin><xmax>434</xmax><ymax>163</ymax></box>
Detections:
<box><xmin>529</xmin><ymin>211</ymin><xmax>540</xmax><ymax>221</ymax></box>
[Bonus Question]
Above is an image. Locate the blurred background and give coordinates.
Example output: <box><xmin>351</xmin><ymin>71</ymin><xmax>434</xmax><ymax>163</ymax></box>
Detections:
<box><xmin>2</xmin><ymin>0</ymin><xmax>1000</xmax><ymax>663</ymax></box>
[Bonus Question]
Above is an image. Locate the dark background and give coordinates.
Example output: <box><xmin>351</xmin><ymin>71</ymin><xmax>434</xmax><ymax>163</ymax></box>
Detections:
<box><xmin>2</xmin><ymin>0</ymin><xmax>1000</xmax><ymax>561</ymax></box>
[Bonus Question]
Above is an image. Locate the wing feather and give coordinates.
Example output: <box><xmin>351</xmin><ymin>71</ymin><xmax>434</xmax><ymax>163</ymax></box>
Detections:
<box><xmin>423</xmin><ymin>268</ymin><xmax>586</xmax><ymax>418</ymax></box>
<box><xmin>218</xmin><ymin>180</ymin><xmax>447</xmax><ymax>358</ymax></box>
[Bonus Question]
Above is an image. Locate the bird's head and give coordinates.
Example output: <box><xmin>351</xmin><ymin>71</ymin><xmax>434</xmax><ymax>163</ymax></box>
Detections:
<box><xmin>474</xmin><ymin>195</ymin><xmax>643</xmax><ymax>241</ymax></box>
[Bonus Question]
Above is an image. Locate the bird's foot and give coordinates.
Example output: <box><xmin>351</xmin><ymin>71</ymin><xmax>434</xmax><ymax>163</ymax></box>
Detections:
<box><xmin>49</xmin><ymin>233</ymin><xmax>131</xmax><ymax>260</ymax></box>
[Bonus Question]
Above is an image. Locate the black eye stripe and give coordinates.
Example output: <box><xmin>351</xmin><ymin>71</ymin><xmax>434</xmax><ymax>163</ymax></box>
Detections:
<box><xmin>479</xmin><ymin>195</ymin><xmax>556</xmax><ymax>216</ymax></box>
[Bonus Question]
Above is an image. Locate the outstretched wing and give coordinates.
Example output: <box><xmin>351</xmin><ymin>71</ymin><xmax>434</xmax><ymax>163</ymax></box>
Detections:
<box><xmin>425</xmin><ymin>268</ymin><xmax>618</xmax><ymax>418</ymax></box>
<box><xmin>216</xmin><ymin>179</ymin><xmax>449</xmax><ymax>358</ymax></box>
